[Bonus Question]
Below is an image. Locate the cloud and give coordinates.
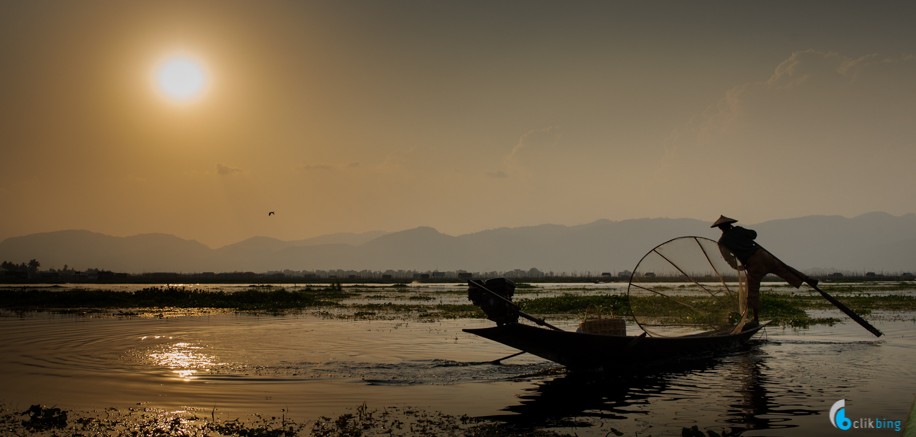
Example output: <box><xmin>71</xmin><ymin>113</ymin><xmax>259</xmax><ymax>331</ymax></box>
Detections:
<box><xmin>299</xmin><ymin>162</ymin><xmax>362</xmax><ymax>173</ymax></box>
<box><xmin>655</xmin><ymin>50</ymin><xmax>916</xmax><ymax>220</ymax></box>
<box><xmin>299</xmin><ymin>164</ymin><xmax>335</xmax><ymax>172</ymax></box>
<box><xmin>492</xmin><ymin>125</ymin><xmax>563</xmax><ymax>178</ymax></box>
<box><xmin>508</xmin><ymin>126</ymin><xmax>562</xmax><ymax>161</ymax></box>
<box><xmin>216</xmin><ymin>164</ymin><xmax>243</xmax><ymax>176</ymax></box>
<box><xmin>766</xmin><ymin>50</ymin><xmax>857</xmax><ymax>88</ymax></box>
<box><xmin>665</xmin><ymin>50</ymin><xmax>916</xmax><ymax>159</ymax></box>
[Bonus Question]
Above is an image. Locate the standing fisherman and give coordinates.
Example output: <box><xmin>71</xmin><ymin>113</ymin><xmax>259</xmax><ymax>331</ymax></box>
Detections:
<box><xmin>711</xmin><ymin>215</ymin><xmax>817</xmax><ymax>325</ymax></box>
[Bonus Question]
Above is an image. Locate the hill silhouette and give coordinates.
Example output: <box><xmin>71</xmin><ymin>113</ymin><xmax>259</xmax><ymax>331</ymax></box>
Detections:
<box><xmin>1</xmin><ymin>213</ymin><xmax>914</xmax><ymax>274</ymax></box>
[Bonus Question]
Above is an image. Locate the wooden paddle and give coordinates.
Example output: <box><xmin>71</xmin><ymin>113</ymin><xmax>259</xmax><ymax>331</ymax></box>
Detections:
<box><xmin>759</xmin><ymin>247</ymin><xmax>883</xmax><ymax>338</ymax></box>
<box><xmin>487</xmin><ymin>350</ymin><xmax>527</xmax><ymax>365</ymax></box>
<box><xmin>806</xmin><ymin>280</ymin><xmax>883</xmax><ymax>337</ymax></box>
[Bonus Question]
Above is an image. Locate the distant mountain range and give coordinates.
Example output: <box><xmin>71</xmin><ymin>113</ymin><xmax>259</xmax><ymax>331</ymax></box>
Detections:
<box><xmin>1</xmin><ymin>212</ymin><xmax>914</xmax><ymax>274</ymax></box>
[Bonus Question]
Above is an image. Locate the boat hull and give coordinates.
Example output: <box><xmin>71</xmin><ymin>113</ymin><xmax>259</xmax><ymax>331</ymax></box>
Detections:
<box><xmin>463</xmin><ymin>323</ymin><xmax>765</xmax><ymax>371</ymax></box>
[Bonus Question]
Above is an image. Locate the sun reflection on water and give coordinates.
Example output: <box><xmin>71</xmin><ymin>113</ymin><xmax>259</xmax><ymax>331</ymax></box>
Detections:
<box><xmin>145</xmin><ymin>337</ymin><xmax>219</xmax><ymax>380</ymax></box>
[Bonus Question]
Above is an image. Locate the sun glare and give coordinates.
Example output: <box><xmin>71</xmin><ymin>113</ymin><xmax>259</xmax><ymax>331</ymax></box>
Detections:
<box><xmin>154</xmin><ymin>54</ymin><xmax>208</xmax><ymax>103</ymax></box>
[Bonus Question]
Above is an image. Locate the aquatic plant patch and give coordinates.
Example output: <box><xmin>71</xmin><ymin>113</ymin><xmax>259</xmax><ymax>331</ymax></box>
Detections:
<box><xmin>0</xmin><ymin>285</ymin><xmax>351</xmax><ymax>312</ymax></box>
<box><xmin>0</xmin><ymin>403</ymin><xmax>572</xmax><ymax>436</ymax></box>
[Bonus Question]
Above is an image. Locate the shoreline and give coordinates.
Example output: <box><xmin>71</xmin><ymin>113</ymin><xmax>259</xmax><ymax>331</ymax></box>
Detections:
<box><xmin>1</xmin><ymin>282</ymin><xmax>914</xmax><ymax>326</ymax></box>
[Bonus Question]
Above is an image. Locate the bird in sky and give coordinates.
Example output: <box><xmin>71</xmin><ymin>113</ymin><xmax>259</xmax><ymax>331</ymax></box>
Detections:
<box><xmin>268</xmin><ymin>211</ymin><xmax>275</xmax><ymax>216</ymax></box>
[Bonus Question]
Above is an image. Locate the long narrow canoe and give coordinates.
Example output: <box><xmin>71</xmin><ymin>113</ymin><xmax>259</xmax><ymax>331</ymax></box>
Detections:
<box><xmin>463</xmin><ymin>322</ymin><xmax>766</xmax><ymax>371</ymax></box>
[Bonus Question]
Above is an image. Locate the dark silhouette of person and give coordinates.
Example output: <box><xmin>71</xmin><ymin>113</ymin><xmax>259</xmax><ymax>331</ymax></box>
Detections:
<box><xmin>711</xmin><ymin>215</ymin><xmax>815</xmax><ymax>324</ymax></box>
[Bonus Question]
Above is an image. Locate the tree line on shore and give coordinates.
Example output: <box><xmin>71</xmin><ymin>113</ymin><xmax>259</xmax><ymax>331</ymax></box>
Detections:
<box><xmin>2</xmin><ymin>258</ymin><xmax>914</xmax><ymax>284</ymax></box>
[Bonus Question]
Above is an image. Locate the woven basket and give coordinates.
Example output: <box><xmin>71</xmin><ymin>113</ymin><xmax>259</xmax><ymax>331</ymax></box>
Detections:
<box><xmin>578</xmin><ymin>306</ymin><xmax>626</xmax><ymax>336</ymax></box>
<box><xmin>579</xmin><ymin>318</ymin><xmax>626</xmax><ymax>336</ymax></box>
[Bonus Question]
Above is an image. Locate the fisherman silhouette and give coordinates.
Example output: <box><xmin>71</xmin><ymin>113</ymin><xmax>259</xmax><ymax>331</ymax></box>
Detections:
<box><xmin>711</xmin><ymin>215</ymin><xmax>815</xmax><ymax>325</ymax></box>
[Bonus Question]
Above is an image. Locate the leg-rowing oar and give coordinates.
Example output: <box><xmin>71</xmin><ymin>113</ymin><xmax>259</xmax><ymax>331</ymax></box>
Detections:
<box><xmin>488</xmin><ymin>350</ymin><xmax>527</xmax><ymax>365</ymax></box>
<box><xmin>468</xmin><ymin>280</ymin><xmax>563</xmax><ymax>331</ymax></box>
<box><xmin>807</xmin><ymin>280</ymin><xmax>883</xmax><ymax>337</ymax></box>
<box><xmin>760</xmin><ymin>248</ymin><xmax>883</xmax><ymax>338</ymax></box>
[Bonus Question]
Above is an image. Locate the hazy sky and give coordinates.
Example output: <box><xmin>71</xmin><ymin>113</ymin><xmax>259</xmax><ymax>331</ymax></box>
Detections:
<box><xmin>3</xmin><ymin>1</ymin><xmax>915</xmax><ymax>247</ymax></box>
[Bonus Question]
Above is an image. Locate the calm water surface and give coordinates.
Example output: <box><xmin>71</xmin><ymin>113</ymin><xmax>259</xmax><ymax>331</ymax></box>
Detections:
<box><xmin>0</xmin><ymin>308</ymin><xmax>913</xmax><ymax>435</ymax></box>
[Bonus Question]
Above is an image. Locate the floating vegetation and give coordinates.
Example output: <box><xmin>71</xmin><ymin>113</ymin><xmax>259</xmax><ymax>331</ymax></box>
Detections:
<box><xmin>311</xmin><ymin>403</ymin><xmax>570</xmax><ymax>436</ymax></box>
<box><xmin>19</xmin><ymin>404</ymin><xmax>68</xmax><ymax>432</ymax></box>
<box><xmin>1</xmin><ymin>404</ymin><xmax>307</xmax><ymax>436</ymax></box>
<box><xmin>818</xmin><ymin>281</ymin><xmax>916</xmax><ymax>293</ymax></box>
<box><xmin>1</xmin><ymin>283</ymin><xmax>912</xmax><ymax>326</ymax></box>
<box><xmin>513</xmin><ymin>292</ymin><xmax>915</xmax><ymax>328</ymax></box>
<box><xmin>346</xmin><ymin>303</ymin><xmax>481</xmax><ymax>320</ymax></box>
<box><xmin>0</xmin><ymin>403</ymin><xmax>572</xmax><ymax>436</ymax></box>
<box><xmin>758</xmin><ymin>295</ymin><xmax>839</xmax><ymax>328</ymax></box>
<box><xmin>761</xmin><ymin>293</ymin><xmax>916</xmax><ymax>315</ymax></box>
<box><xmin>0</xmin><ymin>285</ymin><xmax>352</xmax><ymax>314</ymax></box>
<box><xmin>517</xmin><ymin>294</ymin><xmax>628</xmax><ymax>315</ymax></box>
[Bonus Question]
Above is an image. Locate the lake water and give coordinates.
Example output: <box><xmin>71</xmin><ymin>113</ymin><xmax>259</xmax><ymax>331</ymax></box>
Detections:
<box><xmin>0</xmin><ymin>285</ymin><xmax>914</xmax><ymax>435</ymax></box>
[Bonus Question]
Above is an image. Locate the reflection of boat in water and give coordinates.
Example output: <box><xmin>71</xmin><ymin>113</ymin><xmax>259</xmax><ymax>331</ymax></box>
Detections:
<box><xmin>480</xmin><ymin>344</ymin><xmax>816</xmax><ymax>435</ymax></box>
<box><xmin>463</xmin><ymin>322</ymin><xmax>766</xmax><ymax>371</ymax></box>
<box><xmin>480</xmin><ymin>353</ymin><xmax>729</xmax><ymax>428</ymax></box>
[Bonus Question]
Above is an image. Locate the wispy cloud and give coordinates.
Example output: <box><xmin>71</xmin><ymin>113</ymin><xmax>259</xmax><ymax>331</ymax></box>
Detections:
<box><xmin>216</xmin><ymin>163</ymin><xmax>243</xmax><ymax>176</ymax></box>
<box><xmin>655</xmin><ymin>50</ymin><xmax>916</xmax><ymax>220</ymax></box>
<box><xmin>299</xmin><ymin>162</ymin><xmax>362</xmax><ymax>173</ymax></box>
<box><xmin>508</xmin><ymin>126</ymin><xmax>562</xmax><ymax>162</ymax></box>
<box><xmin>663</xmin><ymin>51</ymin><xmax>916</xmax><ymax>160</ymax></box>
<box><xmin>486</xmin><ymin>170</ymin><xmax>509</xmax><ymax>179</ymax></box>
<box><xmin>299</xmin><ymin>164</ymin><xmax>335</xmax><ymax>172</ymax></box>
<box><xmin>489</xmin><ymin>126</ymin><xmax>563</xmax><ymax>178</ymax></box>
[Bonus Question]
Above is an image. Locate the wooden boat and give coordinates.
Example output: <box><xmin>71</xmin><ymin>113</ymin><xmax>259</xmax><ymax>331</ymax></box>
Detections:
<box><xmin>463</xmin><ymin>278</ymin><xmax>766</xmax><ymax>371</ymax></box>
<box><xmin>463</xmin><ymin>322</ymin><xmax>766</xmax><ymax>371</ymax></box>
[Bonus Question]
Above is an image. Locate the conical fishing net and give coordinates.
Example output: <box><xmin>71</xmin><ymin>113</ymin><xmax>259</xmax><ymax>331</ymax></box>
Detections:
<box><xmin>627</xmin><ymin>236</ymin><xmax>749</xmax><ymax>337</ymax></box>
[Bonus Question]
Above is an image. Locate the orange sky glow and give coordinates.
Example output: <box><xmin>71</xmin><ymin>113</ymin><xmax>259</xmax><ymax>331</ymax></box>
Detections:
<box><xmin>2</xmin><ymin>1</ymin><xmax>916</xmax><ymax>247</ymax></box>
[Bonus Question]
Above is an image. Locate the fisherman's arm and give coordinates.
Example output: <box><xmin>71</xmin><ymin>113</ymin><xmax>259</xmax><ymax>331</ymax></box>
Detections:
<box><xmin>719</xmin><ymin>244</ymin><xmax>742</xmax><ymax>270</ymax></box>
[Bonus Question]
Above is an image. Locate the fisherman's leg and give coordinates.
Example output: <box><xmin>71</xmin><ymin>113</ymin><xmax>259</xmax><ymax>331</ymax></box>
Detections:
<box><xmin>744</xmin><ymin>252</ymin><xmax>768</xmax><ymax>322</ymax></box>
<box><xmin>745</xmin><ymin>270</ymin><xmax>765</xmax><ymax>323</ymax></box>
<box><xmin>746</xmin><ymin>280</ymin><xmax>761</xmax><ymax>322</ymax></box>
<box><xmin>759</xmin><ymin>251</ymin><xmax>809</xmax><ymax>288</ymax></box>
<box><xmin>782</xmin><ymin>262</ymin><xmax>817</xmax><ymax>287</ymax></box>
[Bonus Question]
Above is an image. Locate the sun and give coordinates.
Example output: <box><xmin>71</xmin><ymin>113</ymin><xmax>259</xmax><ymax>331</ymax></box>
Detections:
<box><xmin>153</xmin><ymin>54</ymin><xmax>209</xmax><ymax>103</ymax></box>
